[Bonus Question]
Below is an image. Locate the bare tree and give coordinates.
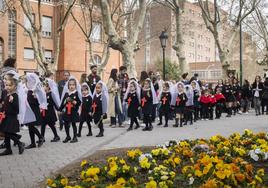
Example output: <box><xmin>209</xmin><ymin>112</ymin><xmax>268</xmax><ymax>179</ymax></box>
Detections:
<box><xmin>100</xmin><ymin>0</ymin><xmax>149</xmax><ymax>78</ymax></box>
<box><xmin>198</xmin><ymin>0</ymin><xmax>260</xmax><ymax>77</ymax></box>
<box><xmin>3</xmin><ymin>0</ymin><xmax>77</xmax><ymax>74</ymax></box>
<box><xmin>154</xmin><ymin>0</ymin><xmax>187</xmax><ymax>74</ymax></box>
<box><xmin>70</xmin><ymin>0</ymin><xmax>116</xmax><ymax>76</ymax></box>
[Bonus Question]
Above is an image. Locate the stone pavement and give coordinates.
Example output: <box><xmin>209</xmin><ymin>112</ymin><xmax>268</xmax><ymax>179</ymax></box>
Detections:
<box><xmin>0</xmin><ymin>112</ymin><xmax>267</xmax><ymax>188</ymax></box>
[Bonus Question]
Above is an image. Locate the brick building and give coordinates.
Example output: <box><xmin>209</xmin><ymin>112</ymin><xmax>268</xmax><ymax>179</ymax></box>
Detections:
<box><xmin>135</xmin><ymin>1</ymin><xmax>263</xmax><ymax>83</ymax></box>
<box><xmin>0</xmin><ymin>0</ymin><xmax>122</xmax><ymax>81</ymax></box>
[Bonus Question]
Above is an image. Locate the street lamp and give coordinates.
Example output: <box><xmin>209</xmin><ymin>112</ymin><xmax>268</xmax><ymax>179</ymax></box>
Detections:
<box><xmin>159</xmin><ymin>30</ymin><xmax>168</xmax><ymax>81</ymax></box>
<box><xmin>239</xmin><ymin>0</ymin><xmax>243</xmax><ymax>86</ymax></box>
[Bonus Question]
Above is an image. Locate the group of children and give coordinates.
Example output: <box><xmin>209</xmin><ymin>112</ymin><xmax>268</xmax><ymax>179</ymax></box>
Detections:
<box><xmin>0</xmin><ymin>71</ymin><xmax>242</xmax><ymax>156</ymax></box>
<box><xmin>0</xmin><ymin>72</ymin><xmax>108</xmax><ymax>156</ymax></box>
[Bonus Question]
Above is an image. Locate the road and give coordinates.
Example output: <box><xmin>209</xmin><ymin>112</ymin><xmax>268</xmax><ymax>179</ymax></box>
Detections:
<box><xmin>0</xmin><ymin>112</ymin><xmax>267</xmax><ymax>188</ymax></box>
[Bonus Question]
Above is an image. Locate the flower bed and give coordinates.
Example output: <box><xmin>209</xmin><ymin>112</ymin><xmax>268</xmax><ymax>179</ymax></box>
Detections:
<box><xmin>47</xmin><ymin>130</ymin><xmax>268</xmax><ymax>188</ymax></box>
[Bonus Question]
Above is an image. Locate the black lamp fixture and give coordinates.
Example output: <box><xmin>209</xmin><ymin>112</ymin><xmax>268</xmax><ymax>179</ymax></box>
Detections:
<box><xmin>159</xmin><ymin>30</ymin><xmax>168</xmax><ymax>80</ymax></box>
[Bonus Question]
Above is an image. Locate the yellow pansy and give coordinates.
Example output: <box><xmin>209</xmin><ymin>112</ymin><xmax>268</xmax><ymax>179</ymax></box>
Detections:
<box><xmin>129</xmin><ymin>177</ymin><xmax>137</xmax><ymax>185</ymax></box>
<box><xmin>194</xmin><ymin>170</ymin><xmax>203</xmax><ymax>177</ymax></box>
<box><xmin>80</xmin><ymin>160</ymin><xmax>87</xmax><ymax>167</ymax></box>
<box><xmin>257</xmin><ymin>169</ymin><xmax>264</xmax><ymax>176</ymax></box>
<box><xmin>140</xmin><ymin>157</ymin><xmax>151</xmax><ymax>169</ymax></box>
<box><xmin>116</xmin><ymin>177</ymin><xmax>126</xmax><ymax>186</ymax></box>
<box><xmin>174</xmin><ymin>157</ymin><xmax>181</xmax><ymax>165</ymax></box>
<box><xmin>60</xmin><ymin>178</ymin><xmax>68</xmax><ymax>186</ymax></box>
<box><xmin>146</xmin><ymin>180</ymin><xmax>157</xmax><ymax>188</ymax></box>
<box><xmin>47</xmin><ymin>178</ymin><xmax>53</xmax><ymax>186</ymax></box>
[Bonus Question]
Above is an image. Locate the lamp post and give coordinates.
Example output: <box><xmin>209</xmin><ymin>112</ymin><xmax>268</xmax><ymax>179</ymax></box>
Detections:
<box><xmin>239</xmin><ymin>0</ymin><xmax>243</xmax><ymax>86</ymax></box>
<box><xmin>159</xmin><ymin>30</ymin><xmax>168</xmax><ymax>81</ymax></box>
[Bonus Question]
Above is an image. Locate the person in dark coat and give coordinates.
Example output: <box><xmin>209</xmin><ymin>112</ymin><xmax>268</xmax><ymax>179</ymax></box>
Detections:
<box><xmin>91</xmin><ymin>81</ymin><xmax>108</xmax><ymax>137</ymax></box>
<box><xmin>158</xmin><ymin>82</ymin><xmax>172</xmax><ymax>127</ymax></box>
<box><xmin>124</xmin><ymin>81</ymin><xmax>140</xmax><ymax>131</ymax></box>
<box><xmin>78</xmin><ymin>83</ymin><xmax>93</xmax><ymax>137</ymax></box>
<box><xmin>232</xmin><ymin>78</ymin><xmax>241</xmax><ymax>115</ymax></box>
<box><xmin>222</xmin><ymin>78</ymin><xmax>235</xmax><ymax>117</ymax></box>
<box><xmin>60</xmin><ymin>78</ymin><xmax>82</xmax><ymax>143</ymax></box>
<box><xmin>87</xmin><ymin>65</ymin><xmax>101</xmax><ymax>93</ymax></box>
<box><xmin>40</xmin><ymin>79</ymin><xmax>60</xmax><ymax>142</ymax></box>
<box><xmin>261</xmin><ymin>77</ymin><xmax>268</xmax><ymax>115</ymax></box>
<box><xmin>252</xmin><ymin>75</ymin><xmax>264</xmax><ymax>116</ymax></box>
<box><xmin>214</xmin><ymin>88</ymin><xmax>225</xmax><ymax>119</ymax></box>
<box><xmin>0</xmin><ymin>78</ymin><xmax>24</xmax><ymax>156</ymax></box>
<box><xmin>58</xmin><ymin>71</ymin><xmax>70</xmax><ymax>131</ymax></box>
<box><xmin>240</xmin><ymin>80</ymin><xmax>252</xmax><ymax>113</ymax></box>
<box><xmin>172</xmin><ymin>82</ymin><xmax>188</xmax><ymax>127</ymax></box>
<box><xmin>141</xmin><ymin>79</ymin><xmax>154</xmax><ymax>131</ymax></box>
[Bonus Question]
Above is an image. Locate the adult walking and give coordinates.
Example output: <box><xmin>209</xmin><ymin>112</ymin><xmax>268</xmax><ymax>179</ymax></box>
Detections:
<box><xmin>261</xmin><ymin>77</ymin><xmax>268</xmax><ymax>115</ymax></box>
<box><xmin>240</xmin><ymin>80</ymin><xmax>252</xmax><ymax>113</ymax></box>
<box><xmin>57</xmin><ymin>71</ymin><xmax>70</xmax><ymax>130</ymax></box>
<box><xmin>87</xmin><ymin>65</ymin><xmax>101</xmax><ymax>93</ymax></box>
<box><xmin>107</xmin><ymin>69</ymin><xmax>123</xmax><ymax>127</ymax></box>
<box><xmin>252</xmin><ymin>75</ymin><xmax>263</xmax><ymax>116</ymax></box>
<box><xmin>118</xmin><ymin>66</ymin><xmax>129</xmax><ymax>123</ymax></box>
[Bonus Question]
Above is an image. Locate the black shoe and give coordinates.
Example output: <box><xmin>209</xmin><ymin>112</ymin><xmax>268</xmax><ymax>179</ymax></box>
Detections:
<box><xmin>77</xmin><ymin>133</ymin><xmax>81</xmax><ymax>137</ymax></box>
<box><xmin>36</xmin><ymin>139</ymin><xmax>46</xmax><ymax>144</ymax></box>
<box><xmin>63</xmin><ymin>137</ymin><xmax>71</xmax><ymax>143</ymax></box>
<box><xmin>51</xmin><ymin>136</ymin><xmax>60</xmax><ymax>142</ymax></box>
<box><xmin>148</xmin><ymin>126</ymin><xmax>153</xmax><ymax>131</ymax></box>
<box><xmin>226</xmin><ymin>114</ymin><xmax>231</xmax><ymax>117</ymax></box>
<box><xmin>134</xmin><ymin>125</ymin><xmax>140</xmax><ymax>129</ymax></box>
<box><xmin>173</xmin><ymin>124</ymin><xmax>178</xmax><ymax>128</ymax></box>
<box><xmin>183</xmin><ymin>122</ymin><xmax>187</xmax><ymax>126</ymax></box>
<box><xmin>0</xmin><ymin>142</ymin><xmax>6</xmax><ymax>149</ymax></box>
<box><xmin>25</xmin><ymin>144</ymin><xmax>36</xmax><ymax>149</ymax></box>
<box><xmin>18</xmin><ymin>142</ymin><xmax>25</xmax><ymax>155</ymax></box>
<box><xmin>164</xmin><ymin>124</ymin><xmax>168</xmax><ymax>127</ymax></box>
<box><xmin>0</xmin><ymin>149</ymin><xmax>12</xmax><ymax>156</ymax></box>
<box><xmin>86</xmin><ymin>132</ymin><xmax>93</xmax><ymax>136</ymax></box>
<box><xmin>142</xmin><ymin>127</ymin><xmax>149</xmax><ymax>131</ymax></box>
<box><xmin>190</xmin><ymin>121</ymin><xmax>193</xmax><ymax>125</ymax></box>
<box><xmin>38</xmin><ymin>138</ymin><xmax>45</xmax><ymax>147</ymax></box>
<box><xmin>157</xmin><ymin>122</ymin><xmax>162</xmax><ymax>126</ymax></box>
<box><xmin>70</xmin><ymin>137</ymin><xmax>78</xmax><ymax>143</ymax></box>
<box><xmin>127</xmin><ymin>127</ymin><xmax>133</xmax><ymax>131</ymax></box>
<box><xmin>96</xmin><ymin>133</ymin><xmax>104</xmax><ymax>137</ymax></box>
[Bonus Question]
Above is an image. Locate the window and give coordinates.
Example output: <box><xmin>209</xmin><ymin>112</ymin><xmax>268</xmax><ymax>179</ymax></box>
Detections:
<box><xmin>45</xmin><ymin>50</ymin><xmax>52</xmax><ymax>62</ymax></box>
<box><xmin>0</xmin><ymin>38</ymin><xmax>4</xmax><ymax>64</ymax></box>
<box><xmin>8</xmin><ymin>10</ymin><xmax>16</xmax><ymax>57</ymax></box>
<box><xmin>90</xmin><ymin>22</ymin><xmax>102</xmax><ymax>42</ymax></box>
<box><xmin>42</xmin><ymin>16</ymin><xmax>52</xmax><ymax>37</ymax></box>
<box><xmin>93</xmin><ymin>54</ymin><xmax>101</xmax><ymax>65</ymax></box>
<box><xmin>210</xmin><ymin>70</ymin><xmax>222</xmax><ymax>79</ymax></box>
<box><xmin>0</xmin><ymin>0</ymin><xmax>4</xmax><ymax>11</ymax></box>
<box><xmin>41</xmin><ymin>0</ymin><xmax>52</xmax><ymax>2</ymax></box>
<box><xmin>24</xmin><ymin>14</ymin><xmax>35</xmax><ymax>31</ymax></box>
<box><xmin>195</xmin><ymin>71</ymin><xmax>207</xmax><ymax>79</ymax></box>
<box><xmin>24</xmin><ymin>48</ymin><xmax>34</xmax><ymax>60</ymax></box>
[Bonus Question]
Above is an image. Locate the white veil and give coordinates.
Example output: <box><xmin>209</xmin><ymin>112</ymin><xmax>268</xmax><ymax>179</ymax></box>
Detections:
<box><xmin>123</xmin><ymin>80</ymin><xmax>141</xmax><ymax>103</ymax></box>
<box><xmin>191</xmin><ymin>80</ymin><xmax>201</xmax><ymax>93</ymax></box>
<box><xmin>144</xmin><ymin>78</ymin><xmax>158</xmax><ymax>105</ymax></box>
<box><xmin>81</xmin><ymin>82</ymin><xmax>93</xmax><ymax>97</ymax></box>
<box><xmin>93</xmin><ymin>80</ymin><xmax>109</xmax><ymax>114</ymax></box>
<box><xmin>60</xmin><ymin>76</ymin><xmax>82</xmax><ymax>104</ymax></box>
<box><xmin>185</xmin><ymin>84</ymin><xmax>194</xmax><ymax>106</ymax></box>
<box><xmin>5</xmin><ymin>70</ymin><xmax>26</xmax><ymax>124</ymax></box>
<box><xmin>46</xmin><ymin>78</ymin><xmax>61</xmax><ymax>109</ymax></box>
<box><xmin>171</xmin><ymin>81</ymin><xmax>185</xmax><ymax>106</ymax></box>
<box><xmin>158</xmin><ymin>81</ymin><xmax>173</xmax><ymax>100</ymax></box>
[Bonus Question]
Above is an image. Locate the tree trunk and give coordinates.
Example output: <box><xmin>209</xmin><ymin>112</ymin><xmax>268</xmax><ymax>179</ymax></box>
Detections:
<box><xmin>122</xmin><ymin>47</ymin><xmax>137</xmax><ymax>79</ymax></box>
<box><xmin>173</xmin><ymin>9</ymin><xmax>187</xmax><ymax>75</ymax></box>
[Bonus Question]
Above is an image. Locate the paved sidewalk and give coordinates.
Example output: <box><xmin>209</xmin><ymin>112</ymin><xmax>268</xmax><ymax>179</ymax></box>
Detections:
<box><xmin>0</xmin><ymin>112</ymin><xmax>267</xmax><ymax>188</ymax></box>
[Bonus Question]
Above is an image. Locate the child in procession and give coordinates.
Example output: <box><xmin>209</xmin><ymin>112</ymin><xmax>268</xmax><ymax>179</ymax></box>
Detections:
<box><xmin>158</xmin><ymin>82</ymin><xmax>172</xmax><ymax>127</ymax></box>
<box><xmin>191</xmin><ymin>80</ymin><xmax>201</xmax><ymax>122</ymax></box>
<box><xmin>60</xmin><ymin>77</ymin><xmax>82</xmax><ymax>143</ymax></box>
<box><xmin>78</xmin><ymin>83</ymin><xmax>93</xmax><ymax>137</ymax></box>
<box><xmin>124</xmin><ymin>80</ymin><xmax>140</xmax><ymax>131</ymax></box>
<box><xmin>0</xmin><ymin>76</ymin><xmax>25</xmax><ymax>155</ymax></box>
<box><xmin>40</xmin><ymin>78</ymin><xmax>61</xmax><ymax>142</ymax></box>
<box><xmin>200</xmin><ymin>89</ymin><xmax>211</xmax><ymax>120</ymax></box>
<box><xmin>184</xmin><ymin>85</ymin><xmax>194</xmax><ymax>125</ymax></box>
<box><xmin>214</xmin><ymin>88</ymin><xmax>225</xmax><ymax>119</ymax></box>
<box><xmin>172</xmin><ymin>82</ymin><xmax>188</xmax><ymax>127</ymax></box>
<box><xmin>141</xmin><ymin>78</ymin><xmax>157</xmax><ymax>131</ymax></box>
<box><xmin>91</xmin><ymin>81</ymin><xmax>108</xmax><ymax>137</ymax></box>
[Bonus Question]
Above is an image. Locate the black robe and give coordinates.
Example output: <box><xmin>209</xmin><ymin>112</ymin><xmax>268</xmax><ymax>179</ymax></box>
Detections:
<box><xmin>92</xmin><ymin>94</ymin><xmax>103</xmax><ymax>124</ymax></box>
<box><xmin>223</xmin><ymin>84</ymin><xmax>235</xmax><ymax>102</ymax></box>
<box><xmin>80</xmin><ymin>95</ymin><xmax>92</xmax><ymax>122</ymax></box>
<box><xmin>125</xmin><ymin>92</ymin><xmax>139</xmax><ymax>118</ymax></box>
<box><xmin>87</xmin><ymin>74</ymin><xmax>101</xmax><ymax>93</ymax></box>
<box><xmin>159</xmin><ymin>92</ymin><xmax>171</xmax><ymax>113</ymax></box>
<box><xmin>174</xmin><ymin>93</ymin><xmax>188</xmax><ymax>113</ymax></box>
<box><xmin>27</xmin><ymin>90</ymin><xmax>42</xmax><ymax>125</ymax></box>
<box><xmin>140</xmin><ymin>90</ymin><xmax>153</xmax><ymax>115</ymax></box>
<box><xmin>60</xmin><ymin>91</ymin><xmax>81</xmax><ymax>123</ymax></box>
<box><xmin>0</xmin><ymin>93</ymin><xmax>20</xmax><ymax>133</ymax></box>
<box><xmin>41</xmin><ymin>92</ymin><xmax>57</xmax><ymax>124</ymax></box>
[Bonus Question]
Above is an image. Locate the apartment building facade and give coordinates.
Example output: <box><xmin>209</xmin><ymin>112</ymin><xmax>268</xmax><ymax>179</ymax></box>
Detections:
<box><xmin>0</xmin><ymin>0</ymin><xmax>122</xmax><ymax>80</ymax></box>
<box><xmin>135</xmin><ymin>1</ymin><xmax>263</xmax><ymax>82</ymax></box>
